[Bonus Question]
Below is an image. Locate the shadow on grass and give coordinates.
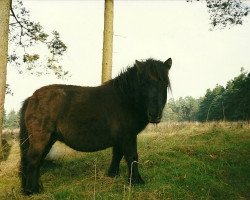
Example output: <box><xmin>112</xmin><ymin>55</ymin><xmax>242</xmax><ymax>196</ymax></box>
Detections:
<box><xmin>42</xmin><ymin>159</ymin><xmax>62</xmax><ymax>170</ymax></box>
<box><xmin>41</xmin><ymin>152</ymin><xmax>111</xmax><ymax>179</ymax></box>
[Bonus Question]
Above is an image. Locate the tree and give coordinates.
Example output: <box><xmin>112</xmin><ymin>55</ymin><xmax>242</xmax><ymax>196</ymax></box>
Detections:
<box><xmin>163</xmin><ymin>98</ymin><xmax>179</xmax><ymax>121</ymax></box>
<box><xmin>0</xmin><ymin>0</ymin><xmax>68</xmax><ymax>149</ymax></box>
<box><xmin>223</xmin><ymin>69</ymin><xmax>250</xmax><ymax>121</ymax></box>
<box><xmin>197</xmin><ymin>70</ymin><xmax>250</xmax><ymax>121</ymax></box>
<box><xmin>3</xmin><ymin>110</ymin><xmax>7</xmax><ymax>129</ymax></box>
<box><xmin>181</xmin><ymin>96</ymin><xmax>199</xmax><ymax>121</ymax></box>
<box><xmin>0</xmin><ymin>0</ymin><xmax>11</xmax><ymax>151</ymax></box>
<box><xmin>197</xmin><ymin>89</ymin><xmax>214</xmax><ymax>121</ymax></box>
<box><xmin>206</xmin><ymin>0</ymin><xmax>250</xmax><ymax>29</ymax></box>
<box><xmin>197</xmin><ymin>86</ymin><xmax>224</xmax><ymax>121</ymax></box>
<box><xmin>101</xmin><ymin>0</ymin><xmax>114</xmax><ymax>83</ymax></box>
<box><xmin>206</xmin><ymin>85</ymin><xmax>225</xmax><ymax>121</ymax></box>
<box><xmin>187</xmin><ymin>0</ymin><xmax>249</xmax><ymax>29</ymax></box>
<box><xmin>4</xmin><ymin>110</ymin><xmax>20</xmax><ymax>129</ymax></box>
<box><xmin>8</xmin><ymin>0</ymin><xmax>68</xmax><ymax>79</ymax></box>
<box><xmin>163</xmin><ymin>97</ymin><xmax>200</xmax><ymax>122</ymax></box>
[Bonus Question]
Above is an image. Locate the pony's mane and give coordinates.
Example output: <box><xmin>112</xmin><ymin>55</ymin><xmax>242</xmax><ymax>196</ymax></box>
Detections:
<box><xmin>109</xmin><ymin>66</ymin><xmax>138</xmax><ymax>93</ymax></box>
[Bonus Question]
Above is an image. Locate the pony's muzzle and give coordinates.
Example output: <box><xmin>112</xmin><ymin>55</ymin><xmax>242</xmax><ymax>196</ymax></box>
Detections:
<box><xmin>148</xmin><ymin>112</ymin><xmax>162</xmax><ymax>123</ymax></box>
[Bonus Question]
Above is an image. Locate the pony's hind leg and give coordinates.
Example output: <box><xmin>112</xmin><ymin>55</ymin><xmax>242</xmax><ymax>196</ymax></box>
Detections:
<box><xmin>24</xmin><ymin>131</ymin><xmax>51</xmax><ymax>195</ymax></box>
<box><xmin>42</xmin><ymin>136</ymin><xmax>57</xmax><ymax>161</ymax></box>
<box><xmin>19</xmin><ymin>135</ymin><xmax>29</xmax><ymax>191</ymax></box>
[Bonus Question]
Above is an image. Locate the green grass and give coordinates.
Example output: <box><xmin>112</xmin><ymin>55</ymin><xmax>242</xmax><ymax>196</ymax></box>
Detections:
<box><xmin>0</xmin><ymin>122</ymin><xmax>249</xmax><ymax>199</ymax></box>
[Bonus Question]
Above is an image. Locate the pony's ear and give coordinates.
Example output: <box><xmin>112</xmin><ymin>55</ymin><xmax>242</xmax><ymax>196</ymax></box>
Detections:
<box><xmin>164</xmin><ymin>58</ymin><xmax>172</xmax><ymax>70</ymax></box>
<box><xmin>135</xmin><ymin>60</ymin><xmax>143</xmax><ymax>72</ymax></box>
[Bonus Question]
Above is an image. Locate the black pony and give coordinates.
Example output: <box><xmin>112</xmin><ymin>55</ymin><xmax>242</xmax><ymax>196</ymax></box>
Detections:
<box><xmin>19</xmin><ymin>58</ymin><xmax>172</xmax><ymax>195</ymax></box>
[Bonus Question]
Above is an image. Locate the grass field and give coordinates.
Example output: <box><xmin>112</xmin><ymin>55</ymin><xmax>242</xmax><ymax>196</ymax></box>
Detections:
<box><xmin>0</xmin><ymin>122</ymin><xmax>249</xmax><ymax>200</ymax></box>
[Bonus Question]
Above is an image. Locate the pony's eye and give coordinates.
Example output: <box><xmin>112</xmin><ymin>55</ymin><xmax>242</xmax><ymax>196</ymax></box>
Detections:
<box><xmin>163</xmin><ymin>82</ymin><xmax>168</xmax><ymax>87</ymax></box>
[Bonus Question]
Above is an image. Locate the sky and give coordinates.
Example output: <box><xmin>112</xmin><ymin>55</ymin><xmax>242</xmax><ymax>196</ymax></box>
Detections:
<box><xmin>4</xmin><ymin>0</ymin><xmax>250</xmax><ymax>113</ymax></box>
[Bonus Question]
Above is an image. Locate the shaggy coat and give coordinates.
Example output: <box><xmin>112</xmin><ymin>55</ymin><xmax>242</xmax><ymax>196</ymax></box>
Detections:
<box><xmin>19</xmin><ymin>58</ymin><xmax>172</xmax><ymax>195</ymax></box>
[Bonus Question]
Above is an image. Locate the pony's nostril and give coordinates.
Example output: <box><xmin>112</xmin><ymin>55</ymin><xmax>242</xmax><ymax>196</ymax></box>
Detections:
<box><xmin>148</xmin><ymin>112</ymin><xmax>161</xmax><ymax>120</ymax></box>
<box><xmin>148</xmin><ymin>112</ymin><xmax>155</xmax><ymax>118</ymax></box>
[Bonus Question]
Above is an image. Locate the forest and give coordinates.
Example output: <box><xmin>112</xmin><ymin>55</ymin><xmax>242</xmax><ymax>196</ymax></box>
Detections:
<box><xmin>163</xmin><ymin>68</ymin><xmax>250</xmax><ymax>122</ymax></box>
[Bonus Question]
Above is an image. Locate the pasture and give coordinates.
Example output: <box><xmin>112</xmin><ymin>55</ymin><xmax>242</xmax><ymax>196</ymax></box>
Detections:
<box><xmin>0</xmin><ymin>122</ymin><xmax>249</xmax><ymax>199</ymax></box>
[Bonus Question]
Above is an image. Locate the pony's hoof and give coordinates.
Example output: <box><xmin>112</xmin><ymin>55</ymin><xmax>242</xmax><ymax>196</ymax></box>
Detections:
<box><xmin>23</xmin><ymin>189</ymin><xmax>38</xmax><ymax>196</ymax></box>
<box><xmin>107</xmin><ymin>170</ymin><xmax>119</xmax><ymax>178</ymax></box>
<box><xmin>129</xmin><ymin>177</ymin><xmax>145</xmax><ymax>185</ymax></box>
<box><xmin>23</xmin><ymin>186</ymin><xmax>41</xmax><ymax>195</ymax></box>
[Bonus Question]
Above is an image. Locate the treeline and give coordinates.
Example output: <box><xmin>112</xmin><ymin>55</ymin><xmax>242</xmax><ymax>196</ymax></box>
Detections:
<box><xmin>163</xmin><ymin>68</ymin><xmax>250</xmax><ymax>122</ymax></box>
<box><xmin>3</xmin><ymin>109</ymin><xmax>20</xmax><ymax>129</ymax></box>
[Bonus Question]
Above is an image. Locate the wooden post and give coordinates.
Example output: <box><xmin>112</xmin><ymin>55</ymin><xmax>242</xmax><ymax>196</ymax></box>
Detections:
<box><xmin>101</xmin><ymin>0</ymin><xmax>114</xmax><ymax>83</ymax></box>
<box><xmin>0</xmin><ymin>0</ymin><xmax>11</xmax><ymax>152</ymax></box>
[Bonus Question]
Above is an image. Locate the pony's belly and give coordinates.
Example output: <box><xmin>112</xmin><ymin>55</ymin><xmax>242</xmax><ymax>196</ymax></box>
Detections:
<box><xmin>66</xmin><ymin>141</ymin><xmax>112</xmax><ymax>152</ymax></box>
<box><xmin>57</xmin><ymin>116</ymin><xmax>120</xmax><ymax>152</ymax></box>
<box><xmin>61</xmin><ymin>131</ymin><xmax>114</xmax><ymax>152</ymax></box>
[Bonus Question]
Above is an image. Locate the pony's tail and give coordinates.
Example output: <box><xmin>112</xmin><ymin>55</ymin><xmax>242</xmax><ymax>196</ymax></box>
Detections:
<box><xmin>19</xmin><ymin>98</ymin><xmax>30</xmax><ymax>190</ymax></box>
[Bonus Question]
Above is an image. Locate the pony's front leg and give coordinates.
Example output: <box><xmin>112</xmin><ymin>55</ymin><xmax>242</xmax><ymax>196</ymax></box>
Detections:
<box><xmin>124</xmin><ymin>136</ymin><xmax>145</xmax><ymax>185</ymax></box>
<box><xmin>108</xmin><ymin>145</ymin><xmax>123</xmax><ymax>177</ymax></box>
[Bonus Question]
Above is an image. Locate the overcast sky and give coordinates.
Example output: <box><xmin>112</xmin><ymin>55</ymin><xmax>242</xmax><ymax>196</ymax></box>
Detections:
<box><xmin>4</xmin><ymin>0</ymin><xmax>250</xmax><ymax>112</ymax></box>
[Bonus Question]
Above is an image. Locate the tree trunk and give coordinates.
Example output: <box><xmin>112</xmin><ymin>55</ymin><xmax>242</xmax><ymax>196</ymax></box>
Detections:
<box><xmin>0</xmin><ymin>0</ymin><xmax>11</xmax><ymax>152</ymax></box>
<box><xmin>206</xmin><ymin>102</ymin><xmax>212</xmax><ymax>122</ymax></box>
<box><xmin>101</xmin><ymin>0</ymin><xmax>114</xmax><ymax>83</ymax></box>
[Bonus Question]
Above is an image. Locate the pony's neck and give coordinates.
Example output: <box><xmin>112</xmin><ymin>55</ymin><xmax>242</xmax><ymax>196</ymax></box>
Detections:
<box><xmin>106</xmin><ymin>67</ymin><xmax>149</xmax><ymax>130</ymax></box>
<box><xmin>108</xmin><ymin>67</ymin><xmax>142</xmax><ymax>110</ymax></box>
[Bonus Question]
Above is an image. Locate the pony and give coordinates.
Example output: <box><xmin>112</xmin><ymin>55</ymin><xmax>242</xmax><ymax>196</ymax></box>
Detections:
<box><xmin>19</xmin><ymin>58</ymin><xmax>172</xmax><ymax>194</ymax></box>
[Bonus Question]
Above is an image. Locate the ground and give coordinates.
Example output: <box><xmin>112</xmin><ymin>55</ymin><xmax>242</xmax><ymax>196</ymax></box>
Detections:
<box><xmin>0</xmin><ymin>122</ymin><xmax>249</xmax><ymax>199</ymax></box>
